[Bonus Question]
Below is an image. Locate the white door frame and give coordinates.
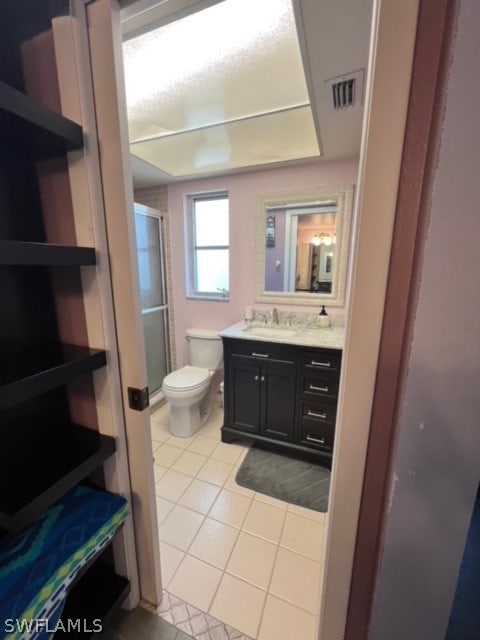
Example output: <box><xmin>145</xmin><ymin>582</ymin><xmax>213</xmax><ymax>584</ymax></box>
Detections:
<box><xmin>85</xmin><ymin>0</ymin><xmax>163</xmax><ymax>605</ymax></box>
<box><xmin>318</xmin><ymin>0</ymin><xmax>420</xmax><ymax>637</ymax></box>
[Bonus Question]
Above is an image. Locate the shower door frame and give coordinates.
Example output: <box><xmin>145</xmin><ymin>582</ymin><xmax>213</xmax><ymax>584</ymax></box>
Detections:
<box><xmin>134</xmin><ymin>202</ymin><xmax>171</xmax><ymax>403</ymax></box>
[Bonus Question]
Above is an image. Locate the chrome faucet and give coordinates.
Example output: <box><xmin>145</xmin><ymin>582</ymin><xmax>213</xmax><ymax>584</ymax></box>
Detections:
<box><xmin>271</xmin><ymin>307</ymin><xmax>279</xmax><ymax>324</ymax></box>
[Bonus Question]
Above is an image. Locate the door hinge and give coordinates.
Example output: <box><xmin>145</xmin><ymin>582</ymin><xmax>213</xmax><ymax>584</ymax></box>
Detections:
<box><xmin>128</xmin><ymin>386</ymin><xmax>150</xmax><ymax>411</ymax></box>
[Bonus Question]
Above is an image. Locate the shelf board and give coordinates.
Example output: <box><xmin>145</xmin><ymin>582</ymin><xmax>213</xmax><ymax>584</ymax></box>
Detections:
<box><xmin>0</xmin><ymin>425</ymin><xmax>116</xmax><ymax>532</ymax></box>
<box><xmin>0</xmin><ymin>80</ymin><xmax>83</xmax><ymax>156</ymax></box>
<box><xmin>0</xmin><ymin>344</ymin><xmax>107</xmax><ymax>411</ymax></box>
<box><xmin>0</xmin><ymin>240</ymin><xmax>96</xmax><ymax>266</ymax></box>
<box><xmin>55</xmin><ymin>563</ymin><xmax>130</xmax><ymax>638</ymax></box>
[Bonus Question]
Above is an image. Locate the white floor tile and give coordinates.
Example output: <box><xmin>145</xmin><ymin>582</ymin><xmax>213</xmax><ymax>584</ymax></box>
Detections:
<box><xmin>224</xmin><ymin>466</ymin><xmax>255</xmax><ymax>498</ymax></box>
<box><xmin>154</xmin><ymin>464</ymin><xmax>168</xmax><ymax>483</ymax></box>
<box><xmin>151</xmin><ymin>421</ymin><xmax>170</xmax><ymax>443</ymax></box>
<box><xmin>243</xmin><ymin>500</ymin><xmax>286</xmax><ymax>544</ymax></box>
<box><xmin>158</xmin><ymin>505</ymin><xmax>204</xmax><ymax>551</ymax></box>
<box><xmin>151</xmin><ymin>404</ymin><xmax>170</xmax><ymax>425</ymax></box>
<box><xmin>210</xmin><ymin>573</ymin><xmax>266</xmax><ymax>638</ymax></box>
<box><xmin>155</xmin><ymin>469</ymin><xmax>193</xmax><ymax>502</ymax></box>
<box><xmin>159</xmin><ymin>542</ymin><xmax>185</xmax><ymax>588</ymax></box>
<box><xmin>196</xmin><ymin>458</ymin><xmax>233</xmax><ymax>486</ymax></box>
<box><xmin>254</xmin><ymin>491</ymin><xmax>288</xmax><ymax>511</ymax></box>
<box><xmin>154</xmin><ymin>444</ymin><xmax>183</xmax><ymax>468</ymax></box>
<box><xmin>258</xmin><ymin>594</ymin><xmax>317</xmax><ymax>640</ymax></box>
<box><xmin>171</xmin><ymin>450</ymin><xmax>208</xmax><ymax>477</ymax></box>
<box><xmin>280</xmin><ymin>512</ymin><xmax>325</xmax><ymax>561</ymax></box>
<box><xmin>211</xmin><ymin>442</ymin><xmax>245</xmax><ymax>465</ymax></box>
<box><xmin>269</xmin><ymin>547</ymin><xmax>321</xmax><ymax>613</ymax></box>
<box><xmin>178</xmin><ymin>478</ymin><xmax>221</xmax><ymax>515</ymax></box>
<box><xmin>187</xmin><ymin>435</ymin><xmax>218</xmax><ymax>456</ymax></box>
<box><xmin>169</xmin><ymin>555</ymin><xmax>222</xmax><ymax>613</ymax></box>
<box><xmin>226</xmin><ymin>531</ymin><xmax>277</xmax><ymax>590</ymax></box>
<box><xmin>164</xmin><ymin>434</ymin><xmax>194</xmax><ymax>450</ymax></box>
<box><xmin>287</xmin><ymin>502</ymin><xmax>328</xmax><ymax>523</ymax></box>
<box><xmin>156</xmin><ymin>496</ymin><xmax>175</xmax><ymax>526</ymax></box>
<box><xmin>209</xmin><ymin>489</ymin><xmax>252</xmax><ymax>528</ymax></box>
<box><xmin>189</xmin><ymin>518</ymin><xmax>239</xmax><ymax>569</ymax></box>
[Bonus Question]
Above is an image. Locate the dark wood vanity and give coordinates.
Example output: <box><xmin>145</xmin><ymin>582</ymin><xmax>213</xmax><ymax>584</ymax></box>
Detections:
<box><xmin>221</xmin><ymin>337</ymin><xmax>342</xmax><ymax>465</ymax></box>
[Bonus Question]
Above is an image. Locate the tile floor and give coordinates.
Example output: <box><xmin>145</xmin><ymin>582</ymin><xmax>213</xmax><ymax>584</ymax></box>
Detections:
<box><xmin>151</xmin><ymin>402</ymin><xmax>327</xmax><ymax>640</ymax></box>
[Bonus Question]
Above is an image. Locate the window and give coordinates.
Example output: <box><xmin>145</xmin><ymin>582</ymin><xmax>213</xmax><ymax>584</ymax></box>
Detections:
<box><xmin>186</xmin><ymin>192</ymin><xmax>229</xmax><ymax>300</ymax></box>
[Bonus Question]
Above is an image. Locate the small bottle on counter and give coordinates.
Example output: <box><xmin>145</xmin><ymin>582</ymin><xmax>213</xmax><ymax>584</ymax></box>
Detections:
<box><xmin>316</xmin><ymin>305</ymin><xmax>330</xmax><ymax>327</ymax></box>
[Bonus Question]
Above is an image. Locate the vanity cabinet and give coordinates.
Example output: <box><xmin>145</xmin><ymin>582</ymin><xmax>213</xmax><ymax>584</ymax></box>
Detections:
<box><xmin>226</xmin><ymin>340</ymin><xmax>296</xmax><ymax>441</ymax></box>
<box><xmin>222</xmin><ymin>338</ymin><xmax>342</xmax><ymax>463</ymax></box>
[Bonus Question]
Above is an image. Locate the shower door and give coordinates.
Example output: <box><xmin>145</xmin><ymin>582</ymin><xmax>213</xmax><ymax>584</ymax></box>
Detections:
<box><xmin>134</xmin><ymin>203</ymin><xmax>170</xmax><ymax>399</ymax></box>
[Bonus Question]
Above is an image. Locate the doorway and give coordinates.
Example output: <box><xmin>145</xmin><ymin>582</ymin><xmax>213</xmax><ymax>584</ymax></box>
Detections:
<box><xmin>87</xmin><ymin>3</ymin><xmax>424</xmax><ymax>637</ymax></box>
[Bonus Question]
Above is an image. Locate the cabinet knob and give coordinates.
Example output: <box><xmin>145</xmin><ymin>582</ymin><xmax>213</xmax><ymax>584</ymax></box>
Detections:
<box><xmin>254</xmin><ymin>375</ymin><xmax>259</xmax><ymax>381</ymax></box>
<box><xmin>260</xmin><ymin>375</ymin><xmax>265</xmax><ymax>381</ymax></box>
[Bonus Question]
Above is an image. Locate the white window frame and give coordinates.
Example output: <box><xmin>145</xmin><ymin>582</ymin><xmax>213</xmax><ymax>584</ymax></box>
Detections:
<box><xmin>185</xmin><ymin>190</ymin><xmax>230</xmax><ymax>301</ymax></box>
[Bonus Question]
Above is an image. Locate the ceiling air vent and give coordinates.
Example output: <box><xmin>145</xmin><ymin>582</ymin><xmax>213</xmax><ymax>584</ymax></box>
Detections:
<box><xmin>325</xmin><ymin>69</ymin><xmax>364</xmax><ymax>111</ymax></box>
<box><xmin>332</xmin><ymin>78</ymin><xmax>355</xmax><ymax>109</ymax></box>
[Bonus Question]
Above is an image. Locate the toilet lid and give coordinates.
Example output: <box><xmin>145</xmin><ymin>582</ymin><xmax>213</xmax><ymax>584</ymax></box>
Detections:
<box><xmin>163</xmin><ymin>366</ymin><xmax>210</xmax><ymax>391</ymax></box>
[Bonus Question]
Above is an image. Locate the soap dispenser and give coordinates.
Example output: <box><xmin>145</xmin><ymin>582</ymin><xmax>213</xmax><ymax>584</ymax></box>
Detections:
<box><xmin>316</xmin><ymin>305</ymin><xmax>330</xmax><ymax>327</ymax></box>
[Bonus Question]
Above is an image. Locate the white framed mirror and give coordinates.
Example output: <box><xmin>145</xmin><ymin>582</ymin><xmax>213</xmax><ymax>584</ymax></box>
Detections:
<box><xmin>255</xmin><ymin>184</ymin><xmax>354</xmax><ymax>306</ymax></box>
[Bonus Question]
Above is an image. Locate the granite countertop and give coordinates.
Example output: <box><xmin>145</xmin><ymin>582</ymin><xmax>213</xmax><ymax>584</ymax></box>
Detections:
<box><xmin>219</xmin><ymin>320</ymin><xmax>345</xmax><ymax>350</ymax></box>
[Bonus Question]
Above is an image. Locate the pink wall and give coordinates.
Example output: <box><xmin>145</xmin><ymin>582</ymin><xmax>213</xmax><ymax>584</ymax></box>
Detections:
<box><xmin>167</xmin><ymin>159</ymin><xmax>358</xmax><ymax>365</ymax></box>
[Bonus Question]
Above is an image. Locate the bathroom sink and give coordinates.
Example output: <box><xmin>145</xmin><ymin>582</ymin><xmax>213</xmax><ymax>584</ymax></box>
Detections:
<box><xmin>244</xmin><ymin>325</ymin><xmax>298</xmax><ymax>339</ymax></box>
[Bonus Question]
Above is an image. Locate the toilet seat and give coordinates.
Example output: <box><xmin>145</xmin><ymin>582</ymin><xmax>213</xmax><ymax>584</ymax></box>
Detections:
<box><xmin>163</xmin><ymin>365</ymin><xmax>210</xmax><ymax>392</ymax></box>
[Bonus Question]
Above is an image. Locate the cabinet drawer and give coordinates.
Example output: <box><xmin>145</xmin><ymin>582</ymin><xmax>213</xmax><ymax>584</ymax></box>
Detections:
<box><xmin>302</xmin><ymin>350</ymin><xmax>341</xmax><ymax>373</ymax></box>
<box><xmin>302</xmin><ymin>373</ymin><xmax>339</xmax><ymax>402</ymax></box>
<box><xmin>229</xmin><ymin>339</ymin><xmax>295</xmax><ymax>363</ymax></box>
<box><xmin>298</xmin><ymin>421</ymin><xmax>334</xmax><ymax>452</ymax></box>
<box><xmin>299</xmin><ymin>400</ymin><xmax>336</xmax><ymax>426</ymax></box>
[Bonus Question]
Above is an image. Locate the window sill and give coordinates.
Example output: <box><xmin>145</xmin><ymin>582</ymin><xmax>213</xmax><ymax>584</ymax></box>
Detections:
<box><xmin>186</xmin><ymin>295</ymin><xmax>230</xmax><ymax>302</ymax></box>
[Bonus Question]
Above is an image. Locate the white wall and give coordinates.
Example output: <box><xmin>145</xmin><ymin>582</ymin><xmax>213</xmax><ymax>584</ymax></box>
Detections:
<box><xmin>370</xmin><ymin>1</ymin><xmax>480</xmax><ymax>637</ymax></box>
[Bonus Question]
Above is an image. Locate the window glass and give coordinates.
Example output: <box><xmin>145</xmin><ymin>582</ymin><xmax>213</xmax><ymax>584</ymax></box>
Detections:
<box><xmin>187</xmin><ymin>193</ymin><xmax>229</xmax><ymax>300</ymax></box>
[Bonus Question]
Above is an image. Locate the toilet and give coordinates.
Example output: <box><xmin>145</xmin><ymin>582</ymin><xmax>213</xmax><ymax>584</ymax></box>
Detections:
<box><xmin>162</xmin><ymin>328</ymin><xmax>223</xmax><ymax>437</ymax></box>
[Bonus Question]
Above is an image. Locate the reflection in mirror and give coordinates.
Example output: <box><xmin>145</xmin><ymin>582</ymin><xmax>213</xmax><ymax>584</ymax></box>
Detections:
<box><xmin>255</xmin><ymin>185</ymin><xmax>354</xmax><ymax>307</ymax></box>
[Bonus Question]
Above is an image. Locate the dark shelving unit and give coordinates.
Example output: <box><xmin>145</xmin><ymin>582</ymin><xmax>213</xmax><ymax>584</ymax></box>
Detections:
<box><xmin>55</xmin><ymin>563</ymin><xmax>130</xmax><ymax>638</ymax></box>
<box><xmin>0</xmin><ymin>345</ymin><xmax>107</xmax><ymax>410</ymax></box>
<box><xmin>0</xmin><ymin>425</ymin><xmax>116</xmax><ymax>532</ymax></box>
<box><xmin>0</xmin><ymin>80</ymin><xmax>84</xmax><ymax>156</ymax></box>
<box><xmin>0</xmin><ymin>240</ymin><xmax>96</xmax><ymax>266</ymax></box>
<box><xmin>0</xmin><ymin>0</ymin><xmax>130</xmax><ymax>627</ymax></box>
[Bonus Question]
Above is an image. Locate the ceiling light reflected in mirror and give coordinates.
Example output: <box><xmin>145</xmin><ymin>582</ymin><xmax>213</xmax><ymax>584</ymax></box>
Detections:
<box><xmin>122</xmin><ymin>0</ymin><xmax>321</xmax><ymax>179</ymax></box>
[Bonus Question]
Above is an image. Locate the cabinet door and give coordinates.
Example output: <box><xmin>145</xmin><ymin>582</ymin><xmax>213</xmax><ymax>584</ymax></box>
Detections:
<box><xmin>261</xmin><ymin>360</ymin><xmax>296</xmax><ymax>441</ymax></box>
<box><xmin>228</xmin><ymin>357</ymin><xmax>261</xmax><ymax>434</ymax></box>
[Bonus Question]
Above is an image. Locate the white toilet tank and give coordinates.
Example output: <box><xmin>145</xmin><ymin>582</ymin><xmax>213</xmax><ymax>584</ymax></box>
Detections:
<box><xmin>186</xmin><ymin>328</ymin><xmax>223</xmax><ymax>370</ymax></box>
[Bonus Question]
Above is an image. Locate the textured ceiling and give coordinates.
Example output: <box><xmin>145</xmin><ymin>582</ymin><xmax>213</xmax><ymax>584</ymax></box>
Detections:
<box><xmin>123</xmin><ymin>0</ymin><xmax>320</xmax><ymax>179</ymax></box>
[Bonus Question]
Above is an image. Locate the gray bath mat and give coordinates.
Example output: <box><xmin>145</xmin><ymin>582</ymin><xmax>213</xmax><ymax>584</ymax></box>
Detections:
<box><xmin>235</xmin><ymin>447</ymin><xmax>330</xmax><ymax>512</ymax></box>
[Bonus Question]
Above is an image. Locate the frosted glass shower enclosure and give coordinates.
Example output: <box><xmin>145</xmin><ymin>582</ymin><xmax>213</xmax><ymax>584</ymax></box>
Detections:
<box><xmin>134</xmin><ymin>203</ymin><xmax>170</xmax><ymax>401</ymax></box>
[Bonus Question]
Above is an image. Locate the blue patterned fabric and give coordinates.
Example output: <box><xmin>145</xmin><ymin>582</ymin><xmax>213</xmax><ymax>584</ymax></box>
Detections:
<box><xmin>0</xmin><ymin>486</ymin><xmax>128</xmax><ymax>639</ymax></box>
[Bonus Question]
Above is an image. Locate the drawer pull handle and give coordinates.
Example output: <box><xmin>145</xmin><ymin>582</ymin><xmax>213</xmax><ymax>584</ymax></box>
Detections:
<box><xmin>252</xmin><ymin>352</ymin><xmax>269</xmax><ymax>358</ymax></box>
<box><xmin>307</xmin><ymin>409</ymin><xmax>327</xmax><ymax>419</ymax></box>
<box><xmin>311</xmin><ymin>360</ymin><xmax>331</xmax><ymax>367</ymax></box>
<box><xmin>309</xmin><ymin>384</ymin><xmax>329</xmax><ymax>392</ymax></box>
<box><xmin>306</xmin><ymin>434</ymin><xmax>326</xmax><ymax>445</ymax></box>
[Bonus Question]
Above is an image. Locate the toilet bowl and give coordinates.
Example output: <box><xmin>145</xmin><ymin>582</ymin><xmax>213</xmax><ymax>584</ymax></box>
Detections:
<box><xmin>162</xmin><ymin>329</ymin><xmax>223</xmax><ymax>437</ymax></box>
